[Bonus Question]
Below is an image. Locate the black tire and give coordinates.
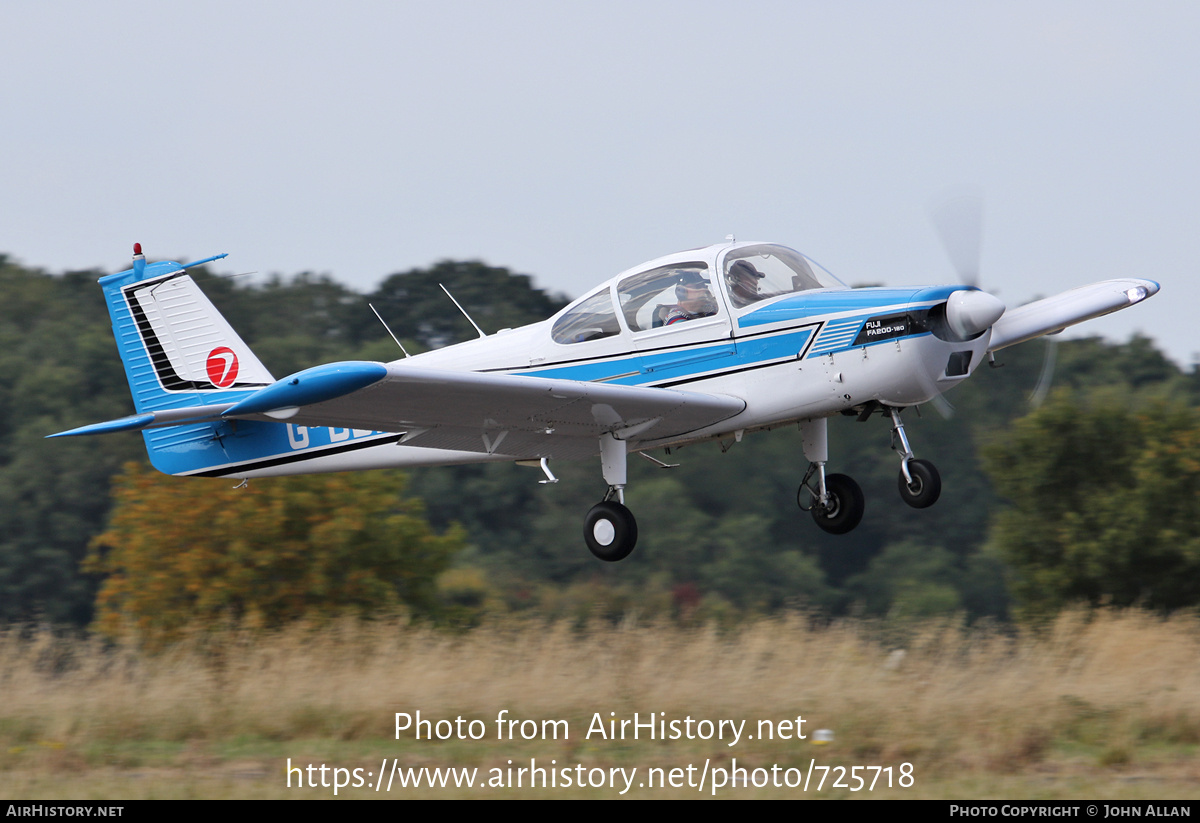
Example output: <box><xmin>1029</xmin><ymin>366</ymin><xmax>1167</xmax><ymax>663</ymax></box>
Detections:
<box><xmin>584</xmin><ymin>501</ymin><xmax>638</xmax><ymax>562</ymax></box>
<box><xmin>898</xmin><ymin>458</ymin><xmax>941</xmax><ymax>509</ymax></box>
<box><xmin>810</xmin><ymin>473</ymin><xmax>864</xmax><ymax>535</ymax></box>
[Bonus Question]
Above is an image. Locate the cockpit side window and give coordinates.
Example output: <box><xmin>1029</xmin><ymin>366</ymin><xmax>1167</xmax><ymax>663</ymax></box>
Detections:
<box><xmin>550</xmin><ymin>289</ymin><xmax>622</xmax><ymax>344</ymax></box>
<box><xmin>617</xmin><ymin>263</ymin><xmax>717</xmax><ymax>332</ymax></box>
<box><xmin>722</xmin><ymin>246</ymin><xmax>831</xmax><ymax>309</ymax></box>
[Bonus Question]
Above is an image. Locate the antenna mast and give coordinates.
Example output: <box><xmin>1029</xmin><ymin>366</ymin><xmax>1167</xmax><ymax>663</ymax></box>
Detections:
<box><xmin>368</xmin><ymin>303</ymin><xmax>411</xmax><ymax>358</ymax></box>
<box><xmin>439</xmin><ymin>284</ymin><xmax>487</xmax><ymax>339</ymax></box>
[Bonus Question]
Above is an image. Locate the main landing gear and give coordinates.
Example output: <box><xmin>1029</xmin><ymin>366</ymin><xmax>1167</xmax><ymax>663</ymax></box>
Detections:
<box><xmin>584</xmin><ymin>498</ymin><xmax>638</xmax><ymax>562</ymax></box>
<box><xmin>798</xmin><ymin>465</ymin><xmax>865</xmax><ymax>535</ymax></box>
<box><xmin>796</xmin><ymin>408</ymin><xmax>941</xmax><ymax>535</ymax></box>
<box><xmin>796</xmin><ymin>417</ymin><xmax>866</xmax><ymax>534</ymax></box>
<box><xmin>583</xmin><ymin>433</ymin><xmax>639</xmax><ymax>562</ymax></box>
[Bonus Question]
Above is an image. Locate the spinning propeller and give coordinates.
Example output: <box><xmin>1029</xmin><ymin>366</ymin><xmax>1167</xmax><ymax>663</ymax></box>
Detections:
<box><xmin>930</xmin><ymin>192</ymin><xmax>1006</xmax><ymax>338</ymax></box>
<box><xmin>927</xmin><ymin>192</ymin><xmax>1057</xmax><ymax>413</ymax></box>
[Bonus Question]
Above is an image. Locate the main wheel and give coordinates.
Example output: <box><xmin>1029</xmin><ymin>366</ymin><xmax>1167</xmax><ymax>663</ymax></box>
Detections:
<box><xmin>898</xmin><ymin>458</ymin><xmax>941</xmax><ymax>509</ymax></box>
<box><xmin>584</xmin><ymin>501</ymin><xmax>638</xmax><ymax>562</ymax></box>
<box><xmin>810</xmin><ymin>473</ymin><xmax>865</xmax><ymax>535</ymax></box>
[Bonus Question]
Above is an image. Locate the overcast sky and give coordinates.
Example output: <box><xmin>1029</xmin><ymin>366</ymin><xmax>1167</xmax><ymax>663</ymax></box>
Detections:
<box><xmin>3</xmin><ymin>1</ymin><xmax>1196</xmax><ymax>365</ymax></box>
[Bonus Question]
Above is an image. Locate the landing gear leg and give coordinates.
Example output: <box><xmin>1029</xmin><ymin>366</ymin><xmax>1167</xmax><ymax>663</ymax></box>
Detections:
<box><xmin>889</xmin><ymin>407</ymin><xmax>941</xmax><ymax>509</ymax></box>
<box><xmin>797</xmin><ymin>417</ymin><xmax>865</xmax><ymax>535</ymax></box>
<box><xmin>584</xmin><ymin>433</ymin><xmax>638</xmax><ymax>561</ymax></box>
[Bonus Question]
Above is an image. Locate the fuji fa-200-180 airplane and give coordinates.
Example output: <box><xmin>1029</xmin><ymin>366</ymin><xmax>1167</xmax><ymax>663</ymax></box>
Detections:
<box><xmin>52</xmin><ymin>240</ymin><xmax>1159</xmax><ymax>561</ymax></box>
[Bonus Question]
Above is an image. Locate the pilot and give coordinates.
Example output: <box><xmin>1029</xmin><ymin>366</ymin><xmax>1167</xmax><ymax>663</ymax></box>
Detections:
<box><xmin>663</xmin><ymin>271</ymin><xmax>718</xmax><ymax>325</ymax></box>
<box><xmin>726</xmin><ymin>260</ymin><xmax>765</xmax><ymax>307</ymax></box>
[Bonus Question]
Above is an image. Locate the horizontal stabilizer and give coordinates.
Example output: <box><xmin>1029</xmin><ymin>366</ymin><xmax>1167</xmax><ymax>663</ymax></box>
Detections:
<box><xmin>47</xmin><ymin>403</ymin><xmax>236</xmax><ymax>438</ymax></box>
<box><xmin>48</xmin><ymin>414</ymin><xmax>157</xmax><ymax>438</ymax></box>
<box><xmin>988</xmin><ymin>278</ymin><xmax>1159</xmax><ymax>352</ymax></box>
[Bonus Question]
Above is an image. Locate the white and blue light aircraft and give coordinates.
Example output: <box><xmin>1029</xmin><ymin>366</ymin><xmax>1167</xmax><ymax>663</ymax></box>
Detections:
<box><xmin>51</xmin><ymin>241</ymin><xmax>1158</xmax><ymax>561</ymax></box>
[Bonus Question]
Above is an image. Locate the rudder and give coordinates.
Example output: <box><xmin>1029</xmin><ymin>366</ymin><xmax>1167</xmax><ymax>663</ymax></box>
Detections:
<box><xmin>100</xmin><ymin>244</ymin><xmax>275</xmax><ymax>415</ymax></box>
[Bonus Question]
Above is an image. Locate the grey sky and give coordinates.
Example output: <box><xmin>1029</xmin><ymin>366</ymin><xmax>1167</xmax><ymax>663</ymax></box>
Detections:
<box><xmin>3</xmin><ymin>1</ymin><xmax>1196</xmax><ymax>365</ymax></box>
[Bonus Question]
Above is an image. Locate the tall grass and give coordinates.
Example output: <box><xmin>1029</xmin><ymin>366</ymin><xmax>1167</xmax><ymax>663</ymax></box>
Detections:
<box><xmin>3</xmin><ymin>609</ymin><xmax>1199</xmax><ymax>797</ymax></box>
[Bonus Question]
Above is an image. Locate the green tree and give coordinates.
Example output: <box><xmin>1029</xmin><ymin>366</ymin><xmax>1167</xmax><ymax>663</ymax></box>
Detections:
<box><xmin>367</xmin><ymin>261</ymin><xmax>568</xmax><ymax>349</ymax></box>
<box><xmin>984</xmin><ymin>392</ymin><xmax>1200</xmax><ymax>615</ymax></box>
<box><xmin>86</xmin><ymin>464</ymin><xmax>464</xmax><ymax>645</ymax></box>
<box><xmin>0</xmin><ymin>262</ymin><xmax>142</xmax><ymax>624</ymax></box>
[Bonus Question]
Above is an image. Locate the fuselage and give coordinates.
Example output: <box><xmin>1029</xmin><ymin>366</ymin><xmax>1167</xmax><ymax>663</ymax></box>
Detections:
<box><xmin>199</xmin><ymin>240</ymin><xmax>992</xmax><ymax>478</ymax></box>
<box><xmin>404</xmin><ymin>241</ymin><xmax>989</xmax><ymax>451</ymax></box>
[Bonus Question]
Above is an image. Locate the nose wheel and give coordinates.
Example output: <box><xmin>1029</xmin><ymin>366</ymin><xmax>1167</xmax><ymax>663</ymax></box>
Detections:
<box><xmin>898</xmin><ymin>457</ymin><xmax>941</xmax><ymax>509</ymax></box>
<box><xmin>889</xmin><ymin>408</ymin><xmax>942</xmax><ymax>509</ymax></box>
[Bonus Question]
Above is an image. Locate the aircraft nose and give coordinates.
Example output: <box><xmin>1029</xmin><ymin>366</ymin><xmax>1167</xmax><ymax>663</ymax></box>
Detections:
<box><xmin>945</xmin><ymin>290</ymin><xmax>1006</xmax><ymax>338</ymax></box>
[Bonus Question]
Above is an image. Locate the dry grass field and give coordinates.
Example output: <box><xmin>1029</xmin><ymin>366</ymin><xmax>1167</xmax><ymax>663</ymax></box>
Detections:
<box><xmin>2</xmin><ymin>609</ymin><xmax>1199</xmax><ymax>799</ymax></box>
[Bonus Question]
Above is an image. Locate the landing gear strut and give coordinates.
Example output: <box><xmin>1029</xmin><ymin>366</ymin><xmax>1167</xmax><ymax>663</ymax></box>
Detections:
<box><xmin>584</xmin><ymin>433</ymin><xmax>639</xmax><ymax>562</ymax></box>
<box><xmin>888</xmin><ymin>407</ymin><xmax>941</xmax><ymax>509</ymax></box>
<box><xmin>797</xmin><ymin>418</ymin><xmax>866</xmax><ymax>534</ymax></box>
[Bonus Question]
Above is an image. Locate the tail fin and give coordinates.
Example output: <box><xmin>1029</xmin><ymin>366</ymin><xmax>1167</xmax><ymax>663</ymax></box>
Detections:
<box><xmin>102</xmin><ymin>243</ymin><xmax>274</xmax><ymax>413</ymax></box>
<box><xmin>55</xmin><ymin>245</ymin><xmax>398</xmax><ymax>479</ymax></box>
<box><xmin>54</xmin><ymin>245</ymin><xmax>289</xmax><ymax>477</ymax></box>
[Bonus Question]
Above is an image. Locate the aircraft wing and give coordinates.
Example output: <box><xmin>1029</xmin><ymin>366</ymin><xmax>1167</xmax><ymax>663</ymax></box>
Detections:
<box><xmin>988</xmin><ymin>278</ymin><xmax>1159</xmax><ymax>352</ymax></box>
<box><xmin>52</xmin><ymin>361</ymin><xmax>746</xmax><ymax>461</ymax></box>
<box><xmin>227</xmin><ymin>362</ymin><xmax>746</xmax><ymax>459</ymax></box>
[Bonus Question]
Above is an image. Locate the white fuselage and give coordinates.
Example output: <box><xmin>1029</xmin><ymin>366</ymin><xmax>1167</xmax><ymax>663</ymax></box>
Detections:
<box><xmin>236</xmin><ymin>242</ymin><xmax>988</xmax><ymax>477</ymax></box>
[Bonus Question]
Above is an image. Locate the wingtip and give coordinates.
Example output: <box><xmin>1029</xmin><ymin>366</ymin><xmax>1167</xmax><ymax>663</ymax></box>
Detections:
<box><xmin>1126</xmin><ymin>280</ymin><xmax>1160</xmax><ymax>303</ymax></box>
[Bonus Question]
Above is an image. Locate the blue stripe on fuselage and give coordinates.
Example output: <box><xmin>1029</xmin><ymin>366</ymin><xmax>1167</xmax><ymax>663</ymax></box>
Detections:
<box><xmin>737</xmin><ymin>286</ymin><xmax>961</xmax><ymax>328</ymax></box>
<box><xmin>522</xmin><ymin>286</ymin><xmax>962</xmax><ymax>385</ymax></box>
<box><xmin>526</xmin><ymin>328</ymin><xmax>815</xmax><ymax>385</ymax></box>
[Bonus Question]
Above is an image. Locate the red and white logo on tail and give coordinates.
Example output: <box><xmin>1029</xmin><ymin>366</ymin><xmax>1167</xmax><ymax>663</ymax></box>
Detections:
<box><xmin>206</xmin><ymin>346</ymin><xmax>240</xmax><ymax>387</ymax></box>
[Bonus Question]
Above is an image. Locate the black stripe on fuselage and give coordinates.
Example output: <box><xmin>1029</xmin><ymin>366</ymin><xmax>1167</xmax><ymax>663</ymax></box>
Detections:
<box><xmin>187</xmin><ymin>433</ymin><xmax>406</xmax><ymax>478</ymax></box>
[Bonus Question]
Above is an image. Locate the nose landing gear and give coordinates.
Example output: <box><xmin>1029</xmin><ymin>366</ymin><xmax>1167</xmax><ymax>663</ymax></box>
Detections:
<box><xmin>889</xmin><ymin>407</ymin><xmax>941</xmax><ymax>509</ymax></box>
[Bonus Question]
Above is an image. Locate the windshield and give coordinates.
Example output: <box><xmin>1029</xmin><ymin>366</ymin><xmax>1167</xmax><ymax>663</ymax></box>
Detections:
<box><xmin>721</xmin><ymin>245</ymin><xmax>845</xmax><ymax>309</ymax></box>
<box><xmin>551</xmin><ymin>289</ymin><xmax>622</xmax><ymax>344</ymax></box>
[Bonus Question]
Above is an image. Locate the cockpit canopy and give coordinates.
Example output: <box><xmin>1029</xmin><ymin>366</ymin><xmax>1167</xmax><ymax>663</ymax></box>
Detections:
<box><xmin>550</xmin><ymin>243</ymin><xmax>843</xmax><ymax>345</ymax></box>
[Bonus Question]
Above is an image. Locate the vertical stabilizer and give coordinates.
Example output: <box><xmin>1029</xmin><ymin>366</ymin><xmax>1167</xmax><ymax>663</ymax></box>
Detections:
<box><xmin>100</xmin><ymin>245</ymin><xmax>274</xmax><ymax>414</ymax></box>
<box><xmin>92</xmin><ymin>245</ymin><xmax>284</xmax><ymax>477</ymax></box>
